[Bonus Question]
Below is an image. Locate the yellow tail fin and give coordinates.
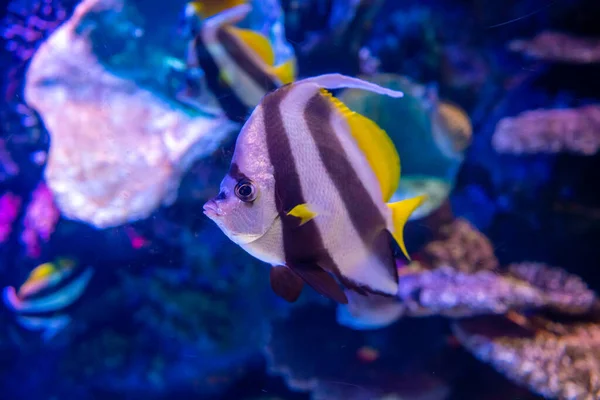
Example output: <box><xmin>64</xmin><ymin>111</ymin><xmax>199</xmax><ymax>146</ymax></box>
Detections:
<box><xmin>271</xmin><ymin>58</ymin><xmax>296</xmax><ymax>84</ymax></box>
<box><xmin>387</xmin><ymin>195</ymin><xmax>428</xmax><ymax>260</ymax></box>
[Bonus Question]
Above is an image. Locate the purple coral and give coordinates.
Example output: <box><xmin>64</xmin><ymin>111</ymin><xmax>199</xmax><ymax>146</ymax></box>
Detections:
<box><xmin>0</xmin><ymin>192</ymin><xmax>21</xmax><ymax>243</ymax></box>
<box><xmin>20</xmin><ymin>182</ymin><xmax>60</xmax><ymax>257</ymax></box>
<box><xmin>492</xmin><ymin>105</ymin><xmax>600</xmax><ymax>156</ymax></box>
<box><xmin>454</xmin><ymin>315</ymin><xmax>600</xmax><ymax>400</ymax></box>
<box><xmin>509</xmin><ymin>31</ymin><xmax>600</xmax><ymax>64</ymax></box>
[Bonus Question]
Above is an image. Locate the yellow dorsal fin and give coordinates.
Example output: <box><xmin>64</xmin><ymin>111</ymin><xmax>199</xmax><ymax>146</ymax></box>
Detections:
<box><xmin>191</xmin><ymin>0</ymin><xmax>247</xmax><ymax>19</ymax></box>
<box><xmin>287</xmin><ymin>204</ymin><xmax>318</xmax><ymax>226</ymax></box>
<box><xmin>319</xmin><ymin>89</ymin><xmax>400</xmax><ymax>202</ymax></box>
<box><xmin>226</xmin><ymin>26</ymin><xmax>275</xmax><ymax>66</ymax></box>
<box><xmin>27</xmin><ymin>262</ymin><xmax>58</xmax><ymax>283</ymax></box>
<box><xmin>387</xmin><ymin>195</ymin><xmax>428</xmax><ymax>260</ymax></box>
<box><xmin>271</xmin><ymin>58</ymin><xmax>296</xmax><ymax>84</ymax></box>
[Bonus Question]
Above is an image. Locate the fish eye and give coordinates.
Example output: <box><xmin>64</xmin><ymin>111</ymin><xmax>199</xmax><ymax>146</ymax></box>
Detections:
<box><xmin>234</xmin><ymin>179</ymin><xmax>257</xmax><ymax>202</ymax></box>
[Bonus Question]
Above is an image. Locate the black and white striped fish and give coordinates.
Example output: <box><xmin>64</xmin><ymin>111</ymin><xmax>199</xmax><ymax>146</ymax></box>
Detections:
<box><xmin>183</xmin><ymin>3</ymin><xmax>295</xmax><ymax>121</ymax></box>
<box><xmin>203</xmin><ymin>74</ymin><xmax>426</xmax><ymax>304</ymax></box>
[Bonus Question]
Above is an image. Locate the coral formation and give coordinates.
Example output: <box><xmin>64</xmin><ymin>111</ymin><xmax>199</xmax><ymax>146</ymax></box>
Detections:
<box><xmin>23</xmin><ymin>0</ymin><xmax>238</xmax><ymax>228</ymax></box>
<box><xmin>509</xmin><ymin>31</ymin><xmax>600</xmax><ymax>64</ymax></box>
<box><xmin>420</xmin><ymin>218</ymin><xmax>498</xmax><ymax>272</ymax></box>
<box><xmin>492</xmin><ymin>105</ymin><xmax>600</xmax><ymax>156</ymax></box>
<box><xmin>454</xmin><ymin>314</ymin><xmax>600</xmax><ymax>400</ymax></box>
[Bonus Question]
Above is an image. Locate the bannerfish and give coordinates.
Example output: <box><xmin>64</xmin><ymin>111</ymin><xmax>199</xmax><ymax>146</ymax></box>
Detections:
<box><xmin>203</xmin><ymin>73</ymin><xmax>427</xmax><ymax>304</ymax></box>
<box><xmin>2</xmin><ymin>258</ymin><xmax>94</xmax><ymax>341</ymax></box>
<box><xmin>183</xmin><ymin>3</ymin><xmax>296</xmax><ymax>122</ymax></box>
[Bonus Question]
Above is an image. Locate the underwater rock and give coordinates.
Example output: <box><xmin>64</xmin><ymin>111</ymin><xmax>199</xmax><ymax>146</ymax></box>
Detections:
<box><xmin>23</xmin><ymin>0</ymin><xmax>238</xmax><ymax>229</ymax></box>
<box><xmin>509</xmin><ymin>31</ymin><xmax>600</xmax><ymax>64</ymax></box>
<box><xmin>397</xmin><ymin>261</ymin><xmax>596</xmax><ymax>318</ymax></box>
<box><xmin>453</xmin><ymin>314</ymin><xmax>600</xmax><ymax>400</ymax></box>
<box><xmin>421</xmin><ymin>218</ymin><xmax>498</xmax><ymax>273</ymax></box>
<box><xmin>507</xmin><ymin>263</ymin><xmax>597</xmax><ymax>315</ymax></box>
<box><xmin>339</xmin><ymin>73</ymin><xmax>472</xmax><ymax>219</ymax></box>
<box><xmin>396</xmin><ymin>220</ymin><xmax>596</xmax><ymax>317</ymax></box>
<box><xmin>492</xmin><ymin>105</ymin><xmax>600</xmax><ymax>156</ymax></box>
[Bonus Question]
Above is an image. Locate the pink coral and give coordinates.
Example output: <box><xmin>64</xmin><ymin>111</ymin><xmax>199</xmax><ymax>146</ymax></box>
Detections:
<box><xmin>509</xmin><ymin>31</ymin><xmax>600</xmax><ymax>64</ymax></box>
<box><xmin>492</xmin><ymin>105</ymin><xmax>600</xmax><ymax>156</ymax></box>
<box><xmin>0</xmin><ymin>192</ymin><xmax>21</xmax><ymax>242</ymax></box>
<box><xmin>20</xmin><ymin>182</ymin><xmax>60</xmax><ymax>257</ymax></box>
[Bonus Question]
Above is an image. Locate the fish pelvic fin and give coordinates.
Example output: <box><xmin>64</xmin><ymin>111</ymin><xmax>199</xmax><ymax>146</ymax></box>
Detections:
<box><xmin>296</xmin><ymin>73</ymin><xmax>404</xmax><ymax>98</ymax></box>
<box><xmin>271</xmin><ymin>57</ymin><xmax>296</xmax><ymax>84</ymax></box>
<box><xmin>286</xmin><ymin>203</ymin><xmax>318</xmax><ymax>226</ymax></box>
<box><xmin>270</xmin><ymin>265</ymin><xmax>304</xmax><ymax>302</ymax></box>
<box><xmin>225</xmin><ymin>26</ymin><xmax>275</xmax><ymax>66</ymax></box>
<box><xmin>288</xmin><ymin>262</ymin><xmax>348</xmax><ymax>304</ymax></box>
<box><xmin>388</xmin><ymin>195</ymin><xmax>428</xmax><ymax>260</ymax></box>
<box><xmin>320</xmin><ymin>88</ymin><xmax>400</xmax><ymax>202</ymax></box>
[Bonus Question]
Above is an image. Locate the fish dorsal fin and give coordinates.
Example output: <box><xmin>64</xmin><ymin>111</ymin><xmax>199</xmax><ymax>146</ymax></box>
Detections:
<box><xmin>226</xmin><ymin>26</ymin><xmax>275</xmax><ymax>66</ymax></box>
<box><xmin>271</xmin><ymin>58</ymin><xmax>296</xmax><ymax>84</ymax></box>
<box><xmin>387</xmin><ymin>195</ymin><xmax>427</xmax><ymax>260</ymax></box>
<box><xmin>191</xmin><ymin>0</ymin><xmax>248</xmax><ymax>19</ymax></box>
<box><xmin>320</xmin><ymin>89</ymin><xmax>400</xmax><ymax>202</ymax></box>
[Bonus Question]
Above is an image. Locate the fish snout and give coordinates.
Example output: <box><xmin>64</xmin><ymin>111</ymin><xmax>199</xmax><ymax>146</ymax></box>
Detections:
<box><xmin>203</xmin><ymin>199</ymin><xmax>223</xmax><ymax>218</ymax></box>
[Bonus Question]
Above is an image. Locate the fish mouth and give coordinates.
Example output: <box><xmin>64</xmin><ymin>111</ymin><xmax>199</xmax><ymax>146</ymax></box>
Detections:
<box><xmin>203</xmin><ymin>200</ymin><xmax>222</xmax><ymax>218</ymax></box>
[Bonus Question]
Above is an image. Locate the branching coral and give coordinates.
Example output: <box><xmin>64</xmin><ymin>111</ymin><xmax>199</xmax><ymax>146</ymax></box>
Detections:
<box><xmin>22</xmin><ymin>0</ymin><xmax>238</xmax><ymax>229</ymax></box>
<box><xmin>509</xmin><ymin>31</ymin><xmax>600</xmax><ymax>64</ymax></box>
<box><xmin>491</xmin><ymin>105</ymin><xmax>600</xmax><ymax>156</ymax></box>
<box><xmin>453</xmin><ymin>314</ymin><xmax>600</xmax><ymax>400</ymax></box>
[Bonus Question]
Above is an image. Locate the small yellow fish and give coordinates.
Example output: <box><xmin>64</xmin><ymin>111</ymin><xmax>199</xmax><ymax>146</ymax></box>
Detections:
<box><xmin>3</xmin><ymin>258</ymin><xmax>94</xmax><ymax>341</ymax></box>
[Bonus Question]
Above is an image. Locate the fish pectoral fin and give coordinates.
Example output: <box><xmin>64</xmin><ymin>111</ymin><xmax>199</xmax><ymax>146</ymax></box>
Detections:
<box><xmin>270</xmin><ymin>58</ymin><xmax>296</xmax><ymax>84</ymax></box>
<box><xmin>286</xmin><ymin>203</ymin><xmax>318</xmax><ymax>226</ymax></box>
<box><xmin>319</xmin><ymin>89</ymin><xmax>400</xmax><ymax>202</ymax></box>
<box><xmin>288</xmin><ymin>262</ymin><xmax>348</xmax><ymax>304</ymax></box>
<box><xmin>225</xmin><ymin>26</ymin><xmax>275</xmax><ymax>66</ymax></box>
<box><xmin>388</xmin><ymin>195</ymin><xmax>428</xmax><ymax>260</ymax></box>
<box><xmin>270</xmin><ymin>265</ymin><xmax>304</xmax><ymax>302</ymax></box>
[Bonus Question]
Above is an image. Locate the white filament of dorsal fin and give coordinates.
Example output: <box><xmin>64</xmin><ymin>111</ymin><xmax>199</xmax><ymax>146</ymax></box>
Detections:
<box><xmin>204</xmin><ymin>4</ymin><xmax>253</xmax><ymax>31</ymax></box>
<box><xmin>295</xmin><ymin>73</ymin><xmax>404</xmax><ymax>98</ymax></box>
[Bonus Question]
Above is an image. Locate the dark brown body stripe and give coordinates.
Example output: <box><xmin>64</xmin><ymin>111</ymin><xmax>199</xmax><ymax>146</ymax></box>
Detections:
<box><xmin>216</xmin><ymin>27</ymin><xmax>279</xmax><ymax>96</ymax></box>
<box><xmin>304</xmin><ymin>92</ymin><xmax>399</xmax><ymax>292</ymax></box>
<box><xmin>262</xmin><ymin>87</ymin><xmax>337</xmax><ymax>266</ymax></box>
